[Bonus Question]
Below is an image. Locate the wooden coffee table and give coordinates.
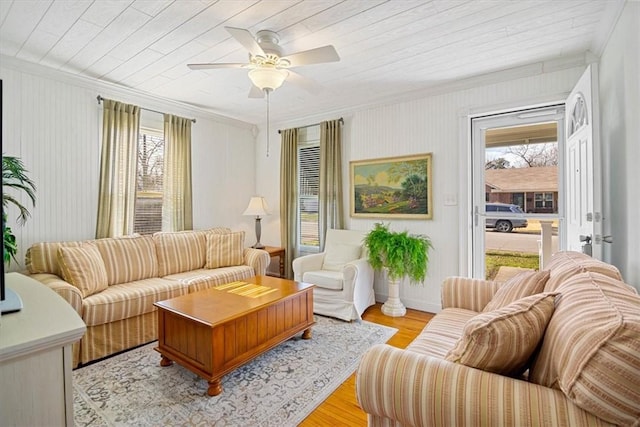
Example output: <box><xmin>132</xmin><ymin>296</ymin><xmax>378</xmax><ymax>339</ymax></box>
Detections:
<box><xmin>154</xmin><ymin>275</ymin><xmax>315</xmax><ymax>396</ymax></box>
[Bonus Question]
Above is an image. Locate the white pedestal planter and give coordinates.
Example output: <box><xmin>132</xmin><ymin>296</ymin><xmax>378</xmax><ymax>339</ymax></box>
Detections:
<box><xmin>381</xmin><ymin>277</ymin><xmax>406</xmax><ymax>317</ymax></box>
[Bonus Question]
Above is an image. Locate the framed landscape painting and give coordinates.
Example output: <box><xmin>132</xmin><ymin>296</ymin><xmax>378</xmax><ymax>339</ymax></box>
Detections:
<box><xmin>350</xmin><ymin>153</ymin><xmax>433</xmax><ymax>219</ymax></box>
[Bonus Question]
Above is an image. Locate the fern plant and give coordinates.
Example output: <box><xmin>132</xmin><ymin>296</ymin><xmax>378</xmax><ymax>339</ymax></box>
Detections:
<box><xmin>363</xmin><ymin>222</ymin><xmax>432</xmax><ymax>284</ymax></box>
<box><xmin>3</xmin><ymin>155</ymin><xmax>36</xmax><ymax>265</ymax></box>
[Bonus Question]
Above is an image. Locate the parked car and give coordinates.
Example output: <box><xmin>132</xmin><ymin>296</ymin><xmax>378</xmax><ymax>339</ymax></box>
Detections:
<box><xmin>485</xmin><ymin>203</ymin><xmax>528</xmax><ymax>232</ymax></box>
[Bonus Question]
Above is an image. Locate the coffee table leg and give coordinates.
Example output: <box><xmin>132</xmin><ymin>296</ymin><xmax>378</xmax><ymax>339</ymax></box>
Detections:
<box><xmin>208</xmin><ymin>379</ymin><xmax>222</xmax><ymax>396</ymax></box>
<box><xmin>160</xmin><ymin>355</ymin><xmax>173</xmax><ymax>367</ymax></box>
<box><xmin>302</xmin><ymin>327</ymin><xmax>312</xmax><ymax>339</ymax></box>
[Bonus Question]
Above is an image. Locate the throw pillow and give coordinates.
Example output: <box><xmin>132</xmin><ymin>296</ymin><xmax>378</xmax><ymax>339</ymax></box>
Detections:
<box><xmin>57</xmin><ymin>243</ymin><xmax>109</xmax><ymax>297</ymax></box>
<box><xmin>483</xmin><ymin>270</ymin><xmax>550</xmax><ymax>312</ymax></box>
<box><xmin>445</xmin><ymin>292</ymin><xmax>557</xmax><ymax>377</ymax></box>
<box><xmin>205</xmin><ymin>231</ymin><xmax>245</xmax><ymax>269</ymax></box>
<box><xmin>322</xmin><ymin>243</ymin><xmax>362</xmax><ymax>271</ymax></box>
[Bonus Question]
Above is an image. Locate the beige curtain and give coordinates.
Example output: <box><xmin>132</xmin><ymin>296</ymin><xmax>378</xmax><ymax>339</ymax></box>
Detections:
<box><xmin>162</xmin><ymin>114</ymin><xmax>193</xmax><ymax>231</ymax></box>
<box><xmin>280</xmin><ymin>128</ymin><xmax>299</xmax><ymax>279</ymax></box>
<box><xmin>318</xmin><ymin>119</ymin><xmax>344</xmax><ymax>250</ymax></box>
<box><xmin>96</xmin><ymin>99</ymin><xmax>140</xmax><ymax>238</ymax></box>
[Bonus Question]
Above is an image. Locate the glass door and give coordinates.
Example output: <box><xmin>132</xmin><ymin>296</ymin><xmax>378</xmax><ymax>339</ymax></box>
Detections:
<box><xmin>471</xmin><ymin>105</ymin><xmax>565</xmax><ymax>280</ymax></box>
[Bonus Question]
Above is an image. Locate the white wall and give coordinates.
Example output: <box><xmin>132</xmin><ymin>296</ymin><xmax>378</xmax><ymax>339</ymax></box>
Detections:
<box><xmin>1</xmin><ymin>57</ymin><xmax>258</xmax><ymax>271</ymax></box>
<box><xmin>256</xmin><ymin>64</ymin><xmax>587</xmax><ymax>313</ymax></box>
<box><xmin>598</xmin><ymin>1</ymin><xmax>640</xmax><ymax>289</ymax></box>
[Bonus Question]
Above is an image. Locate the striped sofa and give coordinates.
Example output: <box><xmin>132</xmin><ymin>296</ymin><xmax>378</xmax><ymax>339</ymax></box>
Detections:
<box><xmin>356</xmin><ymin>251</ymin><xmax>640</xmax><ymax>426</ymax></box>
<box><xmin>25</xmin><ymin>228</ymin><xmax>270</xmax><ymax>368</ymax></box>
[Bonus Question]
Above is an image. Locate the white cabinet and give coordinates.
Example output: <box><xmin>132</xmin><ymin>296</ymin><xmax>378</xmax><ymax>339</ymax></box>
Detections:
<box><xmin>0</xmin><ymin>273</ymin><xmax>86</xmax><ymax>426</ymax></box>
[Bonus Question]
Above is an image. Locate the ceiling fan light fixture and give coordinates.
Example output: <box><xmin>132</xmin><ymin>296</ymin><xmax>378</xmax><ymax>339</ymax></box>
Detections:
<box><xmin>248</xmin><ymin>67</ymin><xmax>289</xmax><ymax>91</ymax></box>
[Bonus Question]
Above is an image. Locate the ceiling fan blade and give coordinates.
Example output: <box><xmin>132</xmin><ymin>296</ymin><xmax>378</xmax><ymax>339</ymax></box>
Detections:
<box><xmin>187</xmin><ymin>63</ymin><xmax>247</xmax><ymax>70</ymax></box>
<box><xmin>248</xmin><ymin>85</ymin><xmax>265</xmax><ymax>98</ymax></box>
<box><xmin>286</xmin><ymin>70</ymin><xmax>321</xmax><ymax>95</ymax></box>
<box><xmin>225</xmin><ymin>26</ymin><xmax>265</xmax><ymax>57</ymax></box>
<box><xmin>283</xmin><ymin>45</ymin><xmax>340</xmax><ymax>67</ymax></box>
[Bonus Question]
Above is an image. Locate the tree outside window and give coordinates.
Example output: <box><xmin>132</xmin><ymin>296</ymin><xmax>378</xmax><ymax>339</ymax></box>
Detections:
<box><xmin>134</xmin><ymin>128</ymin><xmax>164</xmax><ymax>234</ymax></box>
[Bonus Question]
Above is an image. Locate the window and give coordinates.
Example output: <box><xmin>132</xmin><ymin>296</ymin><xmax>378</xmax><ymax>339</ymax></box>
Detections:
<box><xmin>535</xmin><ymin>192</ymin><xmax>554</xmax><ymax>209</ymax></box>
<box><xmin>511</xmin><ymin>193</ymin><xmax>524</xmax><ymax>210</ymax></box>
<box><xmin>134</xmin><ymin>127</ymin><xmax>164</xmax><ymax>234</ymax></box>
<box><xmin>298</xmin><ymin>127</ymin><xmax>320</xmax><ymax>255</ymax></box>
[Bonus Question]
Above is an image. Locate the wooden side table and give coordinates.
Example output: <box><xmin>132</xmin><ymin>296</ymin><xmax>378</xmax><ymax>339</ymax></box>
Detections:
<box><xmin>262</xmin><ymin>246</ymin><xmax>285</xmax><ymax>278</ymax></box>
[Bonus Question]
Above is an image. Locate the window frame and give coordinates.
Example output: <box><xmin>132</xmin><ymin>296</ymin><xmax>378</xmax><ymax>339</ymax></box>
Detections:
<box><xmin>534</xmin><ymin>192</ymin><xmax>554</xmax><ymax>209</ymax></box>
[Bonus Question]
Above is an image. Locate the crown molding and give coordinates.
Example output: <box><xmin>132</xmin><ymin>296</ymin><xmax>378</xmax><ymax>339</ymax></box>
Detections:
<box><xmin>0</xmin><ymin>55</ymin><xmax>255</xmax><ymax>130</ymax></box>
<box><xmin>590</xmin><ymin>0</ymin><xmax>627</xmax><ymax>58</ymax></box>
<box><xmin>274</xmin><ymin>53</ymin><xmax>587</xmax><ymax>128</ymax></box>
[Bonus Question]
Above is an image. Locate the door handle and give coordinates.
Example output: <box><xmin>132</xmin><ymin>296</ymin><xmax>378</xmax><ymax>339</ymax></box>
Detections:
<box><xmin>579</xmin><ymin>235</ymin><xmax>592</xmax><ymax>256</ymax></box>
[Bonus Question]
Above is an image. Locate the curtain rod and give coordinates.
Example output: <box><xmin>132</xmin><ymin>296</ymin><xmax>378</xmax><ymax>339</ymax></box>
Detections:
<box><xmin>97</xmin><ymin>95</ymin><xmax>196</xmax><ymax>123</ymax></box>
<box><xmin>277</xmin><ymin>117</ymin><xmax>343</xmax><ymax>134</ymax></box>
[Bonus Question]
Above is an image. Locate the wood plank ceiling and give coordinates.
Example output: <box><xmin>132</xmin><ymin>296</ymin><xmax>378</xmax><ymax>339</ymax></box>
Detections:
<box><xmin>0</xmin><ymin>0</ymin><xmax>624</xmax><ymax>124</ymax></box>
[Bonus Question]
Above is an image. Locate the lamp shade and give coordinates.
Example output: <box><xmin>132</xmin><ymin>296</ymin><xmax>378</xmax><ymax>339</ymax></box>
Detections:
<box><xmin>243</xmin><ymin>196</ymin><xmax>270</xmax><ymax>216</ymax></box>
<box><xmin>248</xmin><ymin>67</ymin><xmax>288</xmax><ymax>91</ymax></box>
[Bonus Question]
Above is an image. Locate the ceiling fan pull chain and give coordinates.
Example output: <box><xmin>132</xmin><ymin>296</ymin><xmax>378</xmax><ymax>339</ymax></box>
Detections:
<box><xmin>266</xmin><ymin>89</ymin><xmax>270</xmax><ymax>157</ymax></box>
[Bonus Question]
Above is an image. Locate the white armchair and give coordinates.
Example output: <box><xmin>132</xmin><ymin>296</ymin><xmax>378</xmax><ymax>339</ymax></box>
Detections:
<box><xmin>292</xmin><ymin>229</ymin><xmax>375</xmax><ymax>321</ymax></box>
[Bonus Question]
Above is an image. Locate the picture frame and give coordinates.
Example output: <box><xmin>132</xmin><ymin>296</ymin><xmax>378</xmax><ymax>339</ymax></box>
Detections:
<box><xmin>350</xmin><ymin>153</ymin><xmax>433</xmax><ymax>219</ymax></box>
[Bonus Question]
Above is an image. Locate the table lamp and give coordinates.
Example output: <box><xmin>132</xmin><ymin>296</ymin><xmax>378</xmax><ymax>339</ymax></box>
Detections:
<box><xmin>243</xmin><ymin>196</ymin><xmax>270</xmax><ymax>249</ymax></box>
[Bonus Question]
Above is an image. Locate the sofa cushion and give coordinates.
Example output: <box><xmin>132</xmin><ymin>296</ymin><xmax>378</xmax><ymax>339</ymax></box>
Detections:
<box><xmin>303</xmin><ymin>270</ymin><xmax>344</xmax><ymax>291</ymax></box>
<box><xmin>205</xmin><ymin>231</ymin><xmax>245</xmax><ymax>269</ymax></box>
<box><xmin>81</xmin><ymin>277</ymin><xmax>188</xmax><ymax>326</ymax></box>
<box><xmin>153</xmin><ymin>230</ymin><xmax>207</xmax><ymax>277</ymax></box>
<box><xmin>446</xmin><ymin>293</ymin><xmax>557</xmax><ymax>377</ymax></box>
<box><xmin>483</xmin><ymin>270</ymin><xmax>550</xmax><ymax>312</ymax></box>
<box><xmin>26</xmin><ymin>241</ymin><xmax>85</xmax><ymax>276</ymax></box>
<box><xmin>94</xmin><ymin>235</ymin><xmax>158</xmax><ymax>286</ymax></box>
<box><xmin>529</xmin><ymin>272</ymin><xmax>640</xmax><ymax>426</ymax></box>
<box><xmin>406</xmin><ymin>307</ymin><xmax>477</xmax><ymax>358</ymax></box>
<box><xmin>164</xmin><ymin>266</ymin><xmax>255</xmax><ymax>293</ymax></box>
<box><xmin>544</xmin><ymin>251</ymin><xmax>623</xmax><ymax>292</ymax></box>
<box><xmin>322</xmin><ymin>243</ymin><xmax>362</xmax><ymax>272</ymax></box>
<box><xmin>57</xmin><ymin>243</ymin><xmax>108</xmax><ymax>297</ymax></box>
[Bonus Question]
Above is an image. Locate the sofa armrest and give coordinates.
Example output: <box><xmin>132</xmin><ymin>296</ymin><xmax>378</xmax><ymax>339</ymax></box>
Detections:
<box><xmin>243</xmin><ymin>248</ymin><xmax>270</xmax><ymax>276</ymax></box>
<box><xmin>292</xmin><ymin>253</ymin><xmax>325</xmax><ymax>281</ymax></box>
<box><xmin>356</xmin><ymin>344</ymin><xmax>611</xmax><ymax>427</ymax></box>
<box><xmin>27</xmin><ymin>273</ymin><xmax>83</xmax><ymax>317</ymax></box>
<box><xmin>441</xmin><ymin>276</ymin><xmax>501</xmax><ymax>311</ymax></box>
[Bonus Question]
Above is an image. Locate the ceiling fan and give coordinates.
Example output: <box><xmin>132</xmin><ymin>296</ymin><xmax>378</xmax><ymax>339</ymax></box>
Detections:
<box><xmin>188</xmin><ymin>26</ymin><xmax>340</xmax><ymax>97</ymax></box>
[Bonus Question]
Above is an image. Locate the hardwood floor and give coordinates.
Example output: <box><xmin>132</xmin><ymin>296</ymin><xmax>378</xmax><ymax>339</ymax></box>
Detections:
<box><xmin>299</xmin><ymin>303</ymin><xmax>434</xmax><ymax>427</ymax></box>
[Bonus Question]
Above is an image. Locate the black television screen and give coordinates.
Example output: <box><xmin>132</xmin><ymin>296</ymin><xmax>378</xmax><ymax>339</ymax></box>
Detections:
<box><xmin>0</xmin><ymin>78</ymin><xmax>22</xmax><ymax>314</ymax></box>
<box><xmin>1</xmin><ymin>212</ymin><xmax>4</xmax><ymax>303</ymax></box>
<box><xmin>1</xmin><ymin>78</ymin><xmax>4</xmax><ymax>304</ymax></box>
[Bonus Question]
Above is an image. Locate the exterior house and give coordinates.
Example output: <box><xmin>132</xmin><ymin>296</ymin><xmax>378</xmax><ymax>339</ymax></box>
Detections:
<box><xmin>485</xmin><ymin>166</ymin><xmax>558</xmax><ymax>214</ymax></box>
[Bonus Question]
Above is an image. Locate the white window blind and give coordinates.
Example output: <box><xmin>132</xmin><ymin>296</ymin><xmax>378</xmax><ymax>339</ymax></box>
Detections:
<box><xmin>298</xmin><ymin>142</ymin><xmax>320</xmax><ymax>254</ymax></box>
<box><xmin>134</xmin><ymin>127</ymin><xmax>164</xmax><ymax>234</ymax></box>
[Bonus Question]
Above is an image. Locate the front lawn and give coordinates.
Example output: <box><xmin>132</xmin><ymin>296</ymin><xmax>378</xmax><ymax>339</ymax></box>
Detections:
<box><xmin>485</xmin><ymin>250</ymin><xmax>539</xmax><ymax>280</ymax></box>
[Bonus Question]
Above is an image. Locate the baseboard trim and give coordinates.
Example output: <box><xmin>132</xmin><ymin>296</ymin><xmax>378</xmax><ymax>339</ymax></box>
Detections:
<box><xmin>375</xmin><ymin>292</ymin><xmax>441</xmax><ymax>314</ymax></box>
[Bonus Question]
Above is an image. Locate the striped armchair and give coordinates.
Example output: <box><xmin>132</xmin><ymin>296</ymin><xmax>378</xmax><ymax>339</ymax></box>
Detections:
<box><xmin>356</xmin><ymin>252</ymin><xmax>640</xmax><ymax>426</ymax></box>
<box><xmin>25</xmin><ymin>228</ymin><xmax>270</xmax><ymax>367</ymax></box>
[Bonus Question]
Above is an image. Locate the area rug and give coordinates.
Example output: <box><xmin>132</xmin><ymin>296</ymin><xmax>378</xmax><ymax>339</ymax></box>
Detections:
<box><xmin>73</xmin><ymin>316</ymin><xmax>397</xmax><ymax>426</ymax></box>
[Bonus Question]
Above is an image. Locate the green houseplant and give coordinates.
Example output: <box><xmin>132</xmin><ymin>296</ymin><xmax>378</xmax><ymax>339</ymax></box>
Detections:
<box><xmin>364</xmin><ymin>222</ymin><xmax>432</xmax><ymax>316</ymax></box>
<box><xmin>3</xmin><ymin>155</ymin><xmax>36</xmax><ymax>265</ymax></box>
